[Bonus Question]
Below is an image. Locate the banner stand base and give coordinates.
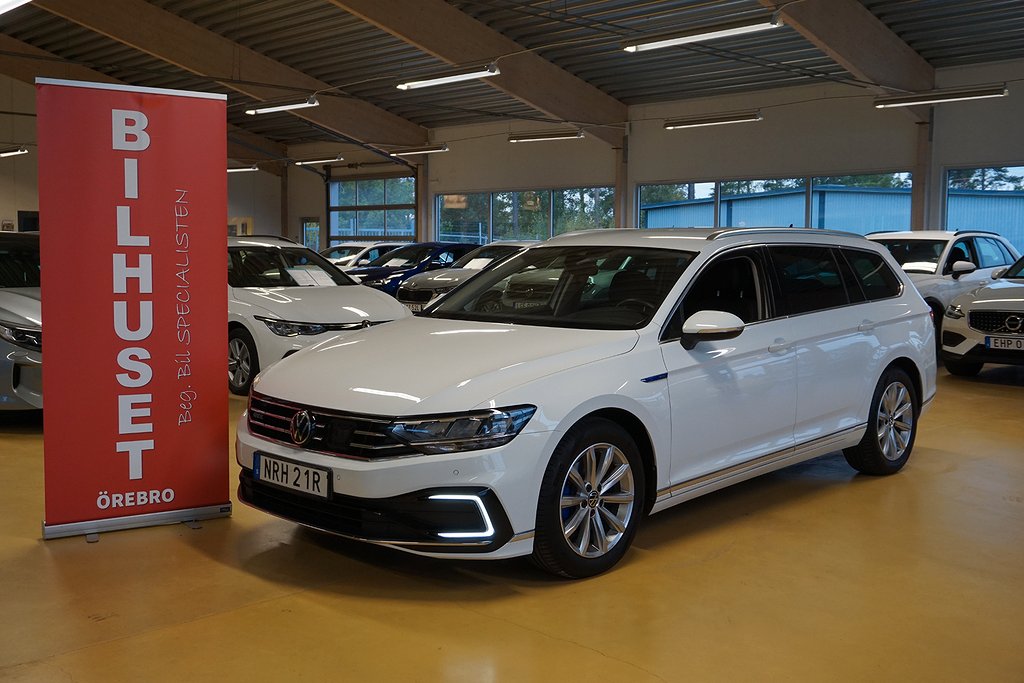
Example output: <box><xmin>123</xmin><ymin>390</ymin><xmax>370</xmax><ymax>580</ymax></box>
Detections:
<box><xmin>42</xmin><ymin>503</ymin><xmax>232</xmax><ymax>540</ymax></box>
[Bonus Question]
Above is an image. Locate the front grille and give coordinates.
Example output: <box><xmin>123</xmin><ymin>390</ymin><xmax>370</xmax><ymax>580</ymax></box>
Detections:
<box><xmin>396</xmin><ymin>286</ymin><xmax>433</xmax><ymax>304</ymax></box>
<box><xmin>248</xmin><ymin>392</ymin><xmax>414</xmax><ymax>460</ymax></box>
<box><xmin>969</xmin><ymin>310</ymin><xmax>1024</xmax><ymax>335</ymax></box>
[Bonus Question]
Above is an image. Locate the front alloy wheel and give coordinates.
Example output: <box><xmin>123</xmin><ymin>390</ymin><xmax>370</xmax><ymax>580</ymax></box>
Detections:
<box><xmin>228</xmin><ymin>328</ymin><xmax>259</xmax><ymax>395</ymax></box>
<box><xmin>533</xmin><ymin>417</ymin><xmax>645</xmax><ymax>578</ymax></box>
<box><xmin>559</xmin><ymin>443</ymin><xmax>636</xmax><ymax>558</ymax></box>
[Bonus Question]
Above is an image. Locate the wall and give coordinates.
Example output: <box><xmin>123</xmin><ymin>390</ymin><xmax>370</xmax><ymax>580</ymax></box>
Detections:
<box><xmin>227</xmin><ymin>169</ymin><xmax>281</xmax><ymax>236</ymax></box>
<box><xmin>930</xmin><ymin>59</ymin><xmax>1024</xmax><ymax>226</ymax></box>
<box><xmin>415</xmin><ymin>58</ymin><xmax>1023</xmax><ymax>233</ymax></box>
<box><xmin>0</xmin><ymin>77</ymin><xmax>38</xmax><ymax>227</ymax></box>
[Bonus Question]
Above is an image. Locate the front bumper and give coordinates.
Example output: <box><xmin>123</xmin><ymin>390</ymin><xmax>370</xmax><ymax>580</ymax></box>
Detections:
<box><xmin>941</xmin><ymin>319</ymin><xmax>1024</xmax><ymax>367</ymax></box>
<box><xmin>0</xmin><ymin>343</ymin><xmax>42</xmax><ymax>410</ymax></box>
<box><xmin>235</xmin><ymin>412</ymin><xmax>553</xmax><ymax>558</ymax></box>
<box><xmin>238</xmin><ymin>470</ymin><xmax>513</xmax><ymax>553</ymax></box>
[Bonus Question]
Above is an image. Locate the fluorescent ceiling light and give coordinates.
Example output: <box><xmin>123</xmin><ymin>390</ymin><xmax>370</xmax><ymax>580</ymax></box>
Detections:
<box><xmin>245</xmin><ymin>95</ymin><xmax>318</xmax><ymax>115</ymax></box>
<box><xmin>624</xmin><ymin>17</ymin><xmax>781</xmax><ymax>52</ymax></box>
<box><xmin>397</xmin><ymin>63</ymin><xmax>499</xmax><ymax>90</ymax></box>
<box><xmin>227</xmin><ymin>165</ymin><xmax>258</xmax><ymax>173</ymax></box>
<box><xmin>389</xmin><ymin>143</ymin><xmax>449</xmax><ymax>157</ymax></box>
<box><xmin>508</xmin><ymin>129</ymin><xmax>584</xmax><ymax>143</ymax></box>
<box><xmin>294</xmin><ymin>154</ymin><xmax>344</xmax><ymax>166</ymax></box>
<box><xmin>0</xmin><ymin>146</ymin><xmax>28</xmax><ymax>158</ymax></box>
<box><xmin>0</xmin><ymin>1</ymin><xmax>32</xmax><ymax>16</ymax></box>
<box><xmin>874</xmin><ymin>84</ymin><xmax>1008</xmax><ymax>108</ymax></box>
<box><xmin>664</xmin><ymin>110</ymin><xmax>763</xmax><ymax>130</ymax></box>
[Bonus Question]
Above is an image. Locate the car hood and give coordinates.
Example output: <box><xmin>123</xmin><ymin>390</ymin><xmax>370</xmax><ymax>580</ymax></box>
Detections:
<box><xmin>253</xmin><ymin>316</ymin><xmax>640</xmax><ymax>415</ymax></box>
<box><xmin>0</xmin><ymin>287</ymin><xmax>42</xmax><ymax>327</ymax></box>
<box><xmin>402</xmin><ymin>268</ymin><xmax>477</xmax><ymax>291</ymax></box>
<box><xmin>230</xmin><ymin>285</ymin><xmax>410</xmax><ymax>323</ymax></box>
<box><xmin>953</xmin><ymin>278</ymin><xmax>1024</xmax><ymax>309</ymax></box>
<box><xmin>346</xmin><ymin>265</ymin><xmax>412</xmax><ymax>281</ymax></box>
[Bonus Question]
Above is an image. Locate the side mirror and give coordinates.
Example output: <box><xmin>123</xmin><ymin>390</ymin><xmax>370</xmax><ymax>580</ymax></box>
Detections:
<box><xmin>357</xmin><ymin>258</ymin><xmax>370</xmax><ymax>266</ymax></box>
<box><xmin>992</xmin><ymin>267</ymin><xmax>1008</xmax><ymax>279</ymax></box>
<box><xmin>680</xmin><ymin>310</ymin><xmax>745</xmax><ymax>350</ymax></box>
<box><xmin>951</xmin><ymin>260</ymin><xmax>977</xmax><ymax>279</ymax></box>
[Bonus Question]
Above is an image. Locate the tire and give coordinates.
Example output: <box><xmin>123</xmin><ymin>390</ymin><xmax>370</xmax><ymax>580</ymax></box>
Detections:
<box><xmin>943</xmin><ymin>358</ymin><xmax>983</xmax><ymax>377</ymax></box>
<box><xmin>843</xmin><ymin>367</ymin><xmax>919</xmax><ymax>476</ymax></box>
<box><xmin>228</xmin><ymin>327</ymin><xmax>259</xmax><ymax>396</ymax></box>
<box><xmin>532</xmin><ymin>417</ymin><xmax>646</xmax><ymax>578</ymax></box>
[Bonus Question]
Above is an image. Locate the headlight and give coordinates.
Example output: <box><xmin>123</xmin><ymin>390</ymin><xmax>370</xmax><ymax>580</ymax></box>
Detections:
<box><xmin>0</xmin><ymin>320</ymin><xmax>42</xmax><ymax>351</ymax></box>
<box><xmin>389</xmin><ymin>405</ymin><xmax>536</xmax><ymax>454</ymax></box>
<box><xmin>362</xmin><ymin>279</ymin><xmax>384</xmax><ymax>287</ymax></box>
<box><xmin>255</xmin><ymin>316</ymin><xmax>328</xmax><ymax>337</ymax></box>
<box><xmin>945</xmin><ymin>303</ymin><xmax>965</xmax><ymax>319</ymax></box>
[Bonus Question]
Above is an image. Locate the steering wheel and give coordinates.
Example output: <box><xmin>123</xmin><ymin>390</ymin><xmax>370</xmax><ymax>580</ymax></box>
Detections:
<box><xmin>615</xmin><ymin>298</ymin><xmax>656</xmax><ymax>313</ymax></box>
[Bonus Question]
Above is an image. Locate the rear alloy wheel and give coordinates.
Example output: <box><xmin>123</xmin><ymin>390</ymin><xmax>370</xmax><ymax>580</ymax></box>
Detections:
<box><xmin>228</xmin><ymin>327</ymin><xmax>259</xmax><ymax>396</ymax></box>
<box><xmin>533</xmin><ymin>418</ymin><xmax>645</xmax><ymax>578</ymax></box>
<box><xmin>843</xmin><ymin>367</ymin><xmax>919</xmax><ymax>475</ymax></box>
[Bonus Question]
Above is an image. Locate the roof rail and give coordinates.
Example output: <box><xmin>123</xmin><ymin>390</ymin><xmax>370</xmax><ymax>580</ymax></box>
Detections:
<box><xmin>244</xmin><ymin>234</ymin><xmax>299</xmax><ymax>244</ymax></box>
<box><xmin>707</xmin><ymin>227</ymin><xmax>866</xmax><ymax>241</ymax></box>
<box><xmin>953</xmin><ymin>229</ymin><xmax>999</xmax><ymax>236</ymax></box>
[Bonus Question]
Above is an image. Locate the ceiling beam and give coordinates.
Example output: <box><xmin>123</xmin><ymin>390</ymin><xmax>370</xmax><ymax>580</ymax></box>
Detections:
<box><xmin>331</xmin><ymin>0</ymin><xmax>627</xmax><ymax>148</ymax></box>
<box><xmin>0</xmin><ymin>33</ymin><xmax>287</xmax><ymax>175</ymax></box>
<box><xmin>33</xmin><ymin>0</ymin><xmax>428</xmax><ymax>149</ymax></box>
<box><xmin>761</xmin><ymin>0</ymin><xmax>934</xmax><ymax>121</ymax></box>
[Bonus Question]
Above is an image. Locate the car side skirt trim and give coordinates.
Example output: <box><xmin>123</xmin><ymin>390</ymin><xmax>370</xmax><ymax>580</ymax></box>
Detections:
<box><xmin>654</xmin><ymin>424</ymin><xmax>866</xmax><ymax>506</ymax></box>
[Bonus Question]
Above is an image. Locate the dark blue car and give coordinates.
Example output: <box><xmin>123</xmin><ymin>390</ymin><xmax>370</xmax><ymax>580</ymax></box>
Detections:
<box><xmin>347</xmin><ymin>242</ymin><xmax>477</xmax><ymax>296</ymax></box>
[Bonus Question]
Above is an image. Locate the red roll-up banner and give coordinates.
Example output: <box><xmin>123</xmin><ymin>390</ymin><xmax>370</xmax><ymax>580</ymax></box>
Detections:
<box><xmin>37</xmin><ymin>79</ymin><xmax>231</xmax><ymax>539</ymax></box>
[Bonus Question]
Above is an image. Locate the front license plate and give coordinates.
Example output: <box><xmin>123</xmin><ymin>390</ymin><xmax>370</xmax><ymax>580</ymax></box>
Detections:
<box><xmin>405</xmin><ymin>303</ymin><xmax>423</xmax><ymax>312</ymax></box>
<box><xmin>253</xmin><ymin>453</ymin><xmax>330</xmax><ymax>498</ymax></box>
<box><xmin>986</xmin><ymin>336</ymin><xmax>1024</xmax><ymax>351</ymax></box>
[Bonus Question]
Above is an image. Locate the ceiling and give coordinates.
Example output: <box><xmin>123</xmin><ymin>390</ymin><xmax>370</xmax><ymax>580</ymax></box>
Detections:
<box><xmin>0</xmin><ymin>0</ymin><xmax>1021</xmax><ymax>166</ymax></box>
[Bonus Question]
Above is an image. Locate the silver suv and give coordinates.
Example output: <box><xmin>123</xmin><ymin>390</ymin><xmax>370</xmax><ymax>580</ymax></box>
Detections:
<box><xmin>868</xmin><ymin>231</ymin><xmax>1019</xmax><ymax>337</ymax></box>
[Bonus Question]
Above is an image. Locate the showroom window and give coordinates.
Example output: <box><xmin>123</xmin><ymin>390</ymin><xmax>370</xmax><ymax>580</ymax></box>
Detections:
<box><xmin>328</xmin><ymin>176</ymin><xmax>415</xmax><ymax>244</ymax></box>
<box><xmin>437</xmin><ymin>186</ymin><xmax>614</xmax><ymax>244</ymax></box>
<box><xmin>639</xmin><ymin>172</ymin><xmax>912</xmax><ymax>234</ymax></box>
<box><xmin>945</xmin><ymin>164</ymin><xmax>1024</xmax><ymax>252</ymax></box>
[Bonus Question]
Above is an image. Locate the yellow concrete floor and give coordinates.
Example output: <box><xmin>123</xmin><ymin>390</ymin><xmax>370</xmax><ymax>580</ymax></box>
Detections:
<box><xmin>1</xmin><ymin>367</ymin><xmax>1022</xmax><ymax>682</ymax></box>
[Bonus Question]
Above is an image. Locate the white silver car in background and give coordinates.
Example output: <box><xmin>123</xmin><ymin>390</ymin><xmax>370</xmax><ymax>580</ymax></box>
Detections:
<box><xmin>396</xmin><ymin>241</ymin><xmax>534</xmax><ymax>312</ymax></box>
<box><xmin>320</xmin><ymin>241</ymin><xmax>407</xmax><ymax>269</ymax></box>
<box><xmin>942</xmin><ymin>254</ymin><xmax>1024</xmax><ymax>375</ymax></box>
<box><xmin>0</xmin><ymin>232</ymin><xmax>42</xmax><ymax>410</ymax></box>
<box><xmin>228</xmin><ymin>236</ymin><xmax>410</xmax><ymax>395</ymax></box>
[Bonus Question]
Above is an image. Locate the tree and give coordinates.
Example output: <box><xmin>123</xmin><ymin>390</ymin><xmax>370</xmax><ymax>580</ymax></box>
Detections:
<box><xmin>948</xmin><ymin>167</ymin><xmax>1024</xmax><ymax>191</ymax></box>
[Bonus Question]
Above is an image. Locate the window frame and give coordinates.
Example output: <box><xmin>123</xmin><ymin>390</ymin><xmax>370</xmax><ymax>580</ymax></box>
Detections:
<box><xmin>328</xmin><ymin>174</ymin><xmax>416</xmax><ymax>241</ymax></box>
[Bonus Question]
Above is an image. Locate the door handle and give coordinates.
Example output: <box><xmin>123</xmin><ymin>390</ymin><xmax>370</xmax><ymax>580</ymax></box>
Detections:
<box><xmin>768</xmin><ymin>339</ymin><xmax>789</xmax><ymax>353</ymax></box>
<box><xmin>857</xmin><ymin>320</ymin><xmax>876</xmax><ymax>332</ymax></box>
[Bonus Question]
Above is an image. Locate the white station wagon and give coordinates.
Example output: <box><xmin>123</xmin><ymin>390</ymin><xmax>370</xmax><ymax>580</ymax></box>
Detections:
<box><xmin>236</xmin><ymin>228</ymin><xmax>936</xmax><ymax>577</ymax></box>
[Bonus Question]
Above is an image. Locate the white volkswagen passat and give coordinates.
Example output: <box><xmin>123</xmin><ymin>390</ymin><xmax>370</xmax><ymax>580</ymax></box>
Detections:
<box><xmin>236</xmin><ymin>228</ymin><xmax>936</xmax><ymax>577</ymax></box>
<box><xmin>228</xmin><ymin>236</ymin><xmax>410</xmax><ymax>395</ymax></box>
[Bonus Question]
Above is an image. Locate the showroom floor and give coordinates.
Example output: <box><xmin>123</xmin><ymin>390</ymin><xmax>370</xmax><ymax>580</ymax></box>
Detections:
<box><xmin>1</xmin><ymin>367</ymin><xmax>1021</xmax><ymax>682</ymax></box>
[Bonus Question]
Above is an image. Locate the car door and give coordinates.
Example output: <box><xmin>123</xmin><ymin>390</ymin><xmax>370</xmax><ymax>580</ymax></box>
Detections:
<box><xmin>659</xmin><ymin>247</ymin><xmax>797</xmax><ymax>487</ymax></box>
<box><xmin>943</xmin><ymin>237</ymin><xmax>993</xmax><ymax>297</ymax></box>
<box><xmin>765</xmin><ymin>244</ymin><xmax>879</xmax><ymax>445</ymax></box>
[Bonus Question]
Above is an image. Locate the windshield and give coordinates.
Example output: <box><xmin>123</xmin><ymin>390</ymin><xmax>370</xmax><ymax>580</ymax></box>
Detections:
<box><xmin>366</xmin><ymin>244</ymin><xmax>435</xmax><ymax>268</ymax></box>
<box><xmin>0</xmin><ymin>238</ymin><xmax>40</xmax><ymax>288</ymax></box>
<box><xmin>228</xmin><ymin>246</ymin><xmax>355</xmax><ymax>287</ymax></box>
<box><xmin>323</xmin><ymin>246</ymin><xmax>360</xmax><ymax>259</ymax></box>
<box><xmin>1004</xmin><ymin>255</ymin><xmax>1024</xmax><ymax>278</ymax></box>
<box><xmin>452</xmin><ymin>243</ymin><xmax>523</xmax><ymax>270</ymax></box>
<box><xmin>426</xmin><ymin>245</ymin><xmax>696</xmax><ymax>330</ymax></box>
<box><xmin>873</xmin><ymin>239</ymin><xmax>946</xmax><ymax>274</ymax></box>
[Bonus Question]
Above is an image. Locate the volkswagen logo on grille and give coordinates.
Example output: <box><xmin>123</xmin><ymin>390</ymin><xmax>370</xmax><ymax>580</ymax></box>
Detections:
<box><xmin>289</xmin><ymin>410</ymin><xmax>316</xmax><ymax>445</ymax></box>
<box><xmin>1006</xmin><ymin>315</ymin><xmax>1023</xmax><ymax>333</ymax></box>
